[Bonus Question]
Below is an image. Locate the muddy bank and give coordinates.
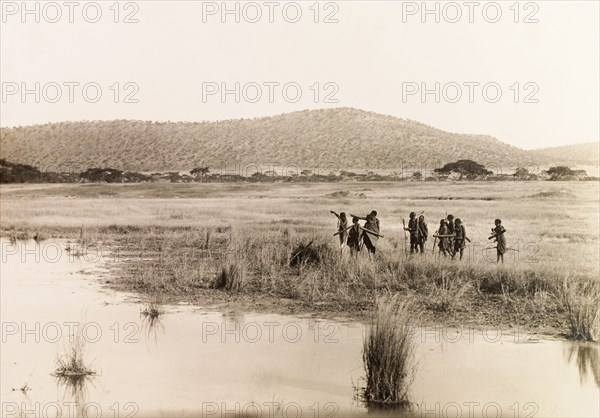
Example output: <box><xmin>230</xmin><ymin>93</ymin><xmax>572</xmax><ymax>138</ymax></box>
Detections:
<box><xmin>93</xmin><ymin>236</ymin><xmax>572</xmax><ymax>339</ymax></box>
<box><xmin>1</xmin><ymin>235</ymin><xmax>578</xmax><ymax>339</ymax></box>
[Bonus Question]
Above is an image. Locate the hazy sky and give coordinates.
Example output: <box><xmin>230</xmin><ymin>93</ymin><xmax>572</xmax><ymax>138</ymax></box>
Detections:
<box><xmin>1</xmin><ymin>0</ymin><xmax>598</xmax><ymax>149</ymax></box>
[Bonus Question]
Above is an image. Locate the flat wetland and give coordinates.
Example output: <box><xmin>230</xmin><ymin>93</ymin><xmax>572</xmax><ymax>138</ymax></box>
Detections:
<box><xmin>1</xmin><ymin>181</ymin><xmax>599</xmax><ymax>337</ymax></box>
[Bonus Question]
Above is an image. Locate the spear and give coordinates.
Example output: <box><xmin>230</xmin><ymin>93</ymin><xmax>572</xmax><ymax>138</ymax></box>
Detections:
<box><xmin>488</xmin><ymin>230</ymin><xmax>507</xmax><ymax>240</ymax></box>
<box><xmin>363</xmin><ymin>228</ymin><xmax>384</xmax><ymax>238</ymax></box>
<box><xmin>333</xmin><ymin>225</ymin><xmax>353</xmax><ymax>236</ymax></box>
<box><xmin>402</xmin><ymin>217</ymin><xmax>408</xmax><ymax>253</ymax></box>
<box><xmin>445</xmin><ymin>235</ymin><xmax>472</xmax><ymax>243</ymax></box>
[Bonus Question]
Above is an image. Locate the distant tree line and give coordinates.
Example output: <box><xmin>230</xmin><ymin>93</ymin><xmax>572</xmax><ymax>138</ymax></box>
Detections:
<box><xmin>0</xmin><ymin>159</ymin><xmax>594</xmax><ymax>184</ymax></box>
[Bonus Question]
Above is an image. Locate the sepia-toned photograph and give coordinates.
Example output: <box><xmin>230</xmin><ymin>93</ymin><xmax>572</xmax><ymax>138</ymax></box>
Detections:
<box><xmin>1</xmin><ymin>1</ymin><xmax>598</xmax><ymax>417</ymax></box>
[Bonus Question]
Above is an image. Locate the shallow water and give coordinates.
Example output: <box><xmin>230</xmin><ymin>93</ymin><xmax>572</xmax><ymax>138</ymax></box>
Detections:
<box><xmin>1</xmin><ymin>239</ymin><xmax>598</xmax><ymax>417</ymax></box>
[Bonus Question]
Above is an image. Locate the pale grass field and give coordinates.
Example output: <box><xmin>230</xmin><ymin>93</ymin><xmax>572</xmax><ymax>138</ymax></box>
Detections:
<box><xmin>1</xmin><ymin>181</ymin><xmax>598</xmax><ymax>280</ymax></box>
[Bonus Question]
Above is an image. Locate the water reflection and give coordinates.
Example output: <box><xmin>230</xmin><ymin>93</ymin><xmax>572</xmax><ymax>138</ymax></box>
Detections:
<box><xmin>354</xmin><ymin>378</ymin><xmax>415</xmax><ymax>417</ymax></box>
<box><xmin>53</xmin><ymin>373</ymin><xmax>96</xmax><ymax>417</ymax></box>
<box><xmin>564</xmin><ymin>343</ymin><xmax>600</xmax><ymax>388</ymax></box>
<box><xmin>141</xmin><ymin>311</ymin><xmax>165</xmax><ymax>345</ymax></box>
<box><xmin>362</xmin><ymin>399</ymin><xmax>414</xmax><ymax>417</ymax></box>
<box><xmin>222</xmin><ymin>310</ymin><xmax>245</xmax><ymax>324</ymax></box>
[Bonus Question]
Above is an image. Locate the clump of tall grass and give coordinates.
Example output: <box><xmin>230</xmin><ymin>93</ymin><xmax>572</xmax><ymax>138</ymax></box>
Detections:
<box><xmin>558</xmin><ymin>278</ymin><xmax>600</xmax><ymax>341</ymax></box>
<box><xmin>65</xmin><ymin>243</ymin><xmax>86</xmax><ymax>258</ymax></box>
<box><xmin>290</xmin><ymin>269</ymin><xmax>322</xmax><ymax>301</ymax></box>
<box><xmin>141</xmin><ymin>302</ymin><xmax>164</xmax><ymax>343</ymax></box>
<box><xmin>32</xmin><ymin>231</ymin><xmax>45</xmax><ymax>242</ymax></box>
<box><xmin>76</xmin><ymin>226</ymin><xmax>95</xmax><ymax>245</ymax></box>
<box><xmin>235</xmin><ymin>235</ymin><xmax>291</xmax><ymax>282</ymax></box>
<box><xmin>360</xmin><ymin>295</ymin><xmax>418</xmax><ymax>408</ymax></box>
<box><xmin>52</xmin><ymin>335</ymin><xmax>95</xmax><ymax>417</ymax></box>
<box><xmin>141</xmin><ymin>303</ymin><xmax>162</xmax><ymax>318</ymax></box>
<box><xmin>100</xmin><ymin>224</ymin><xmax>143</xmax><ymax>235</ymax></box>
<box><xmin>289</xmin><ymin>240</ymin><xmax>332</xmax><ymax>268</ymax></box>
<box><xmin>8</xmin><ymin>230</ymin><xmax>30</xmax><ymax>242</ymax></box>
<box><xmin>203</xmin><ymin>229</ymin><xmax>212</xmax><ymax>249</ymax></box>
<box><xmin>52</xmin><ymin>335</ymin><xmax>95</xmax><ymax>378</ymax></box>
<box><xmin>428</xmin><ymin>272</ymin><xmax>471</xmax><ymax>313</ymax></box>
<box><xmin>214</xmin><ymin>259</ymin><xmax>246</xmax><ymax>291</ymax></box>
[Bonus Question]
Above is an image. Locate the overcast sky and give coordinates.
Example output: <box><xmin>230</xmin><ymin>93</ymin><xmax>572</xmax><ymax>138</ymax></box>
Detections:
<box><xmin>1</xmin><ymin>0</ymin><xmax>598</xmax><ymax>149</ymax></box>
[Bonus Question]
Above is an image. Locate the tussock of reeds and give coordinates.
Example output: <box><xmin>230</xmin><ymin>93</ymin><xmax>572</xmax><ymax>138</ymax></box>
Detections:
<box><xmin>289</xmin><ymin>240</ymin><xmax>332</xmax><ymax>268</ymax></box>
<box><xmin>141</xmin><ymin>303</ymin><xmax>165</xmax><ymax>342</ymax></box>
<box><xmin>52</xmin><ymin>335</ymin><xmax>95</xmax><ymax>378</ymax></box>
<box><xmin>141</xmin><ymin>303</ymin><xmax>162</xmax><ymax>318</ymax></box>
<box><xmin>360</xmin><ymin>295</ymin><xmax>418</xmax><ymax>407</ymax></box>
<box><xmin>428</xmin><ymin>272</ymin><xmax>471</xmax><ymax>313</ymax></box>
<box><xmin>214</xmin><ymin>259</ymin><xmax>246</xmax><ymax>291</ymax></box>
<box><xmin>558</xmin><ymin>278</ymin><xmax>600</xmax><ymax>341</ymax></box>
<box><xmin>8</xmin><ymin>230</ymin><xmax>30</xmax><ymax>242</ymax></box>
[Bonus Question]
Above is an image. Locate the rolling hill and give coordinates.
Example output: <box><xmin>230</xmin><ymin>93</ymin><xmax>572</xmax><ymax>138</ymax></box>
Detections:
<box><xmin>528</xmin><ymin>142</ymin><xmax>599</xmax><ymax>166</ymax></box>
<box><xmin>0</xmin><ymin>108</ymin><xmax>592</xmax><ymax>172</ymax></box>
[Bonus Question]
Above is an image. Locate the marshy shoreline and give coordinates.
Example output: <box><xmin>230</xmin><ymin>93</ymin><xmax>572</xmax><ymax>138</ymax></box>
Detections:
<box><xmin>3</xmin><ymin>233</ymin><xmax>598</xmax><ymax>417</ymax></box>
<box><xmin>1</xmin><ymin>181</ymin><xmax>599</xmax><ymax>341</ymax></box>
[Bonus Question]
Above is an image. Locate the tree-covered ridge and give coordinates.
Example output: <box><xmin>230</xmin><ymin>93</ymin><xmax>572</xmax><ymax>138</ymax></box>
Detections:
<box><xmin>1</xmin><ymin>108</ymin><xmax>555</xmax><ymax>172</ymax></box>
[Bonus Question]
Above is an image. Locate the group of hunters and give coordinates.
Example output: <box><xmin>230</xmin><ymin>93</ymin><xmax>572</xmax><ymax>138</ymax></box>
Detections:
<box><xmin>331</xmin><ymin>211</ymin><xmax>508</xmax><ymax>263</ymax></box>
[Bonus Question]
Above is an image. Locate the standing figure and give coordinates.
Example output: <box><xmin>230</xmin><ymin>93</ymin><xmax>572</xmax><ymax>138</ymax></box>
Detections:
<box><xmin>490</xmin><ymin>219</ymin><xmax>507</xmax><ymax>263</ymax></box>
<box><xmin>446</xmin><ymin>214</ymin><xmax>455</xmax><ymax>234</ymax></box>
<box><xmin>405</xmin><ymin>212</ymin><xmax>419</xmax><ymax>253</ymax></box>
<box><xmin>330</xmin><ymin>211</ymin><xmax>348</xmax><ymax>251</ymax></box>
<box><xmin>446</xmin><ymin>214</ymin><xmax>456</xmax><ymax>256</ymax></box>
<box><xmin>453</xmin><ymin>218</ymin><xmax>466</xmax><ymax>260</ymax></box>
<box><xmin>437</xmin><ymin>219</ymin><xmax>451</xmax><ymax>257</ymax></box>
<box><xmin>347</xmin><ymin>216</ymin><xmax>363</xmax><ymax>255</ymax></box>
<box><xmin>353</xmin><ymin>210</ymin><xmax>380</xmax><ymax>255</ymax></box>
<box><xmin>417</xmin><ymin>214</ymin><xmax>428</xmax><ymax>254</ymax></box>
